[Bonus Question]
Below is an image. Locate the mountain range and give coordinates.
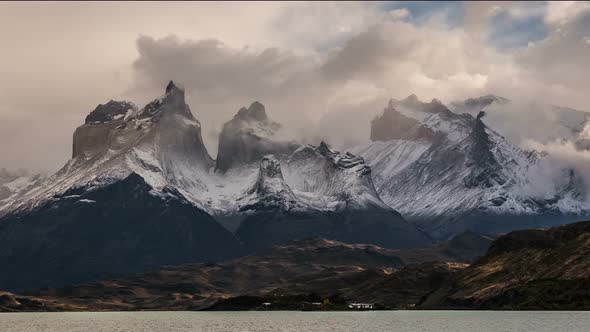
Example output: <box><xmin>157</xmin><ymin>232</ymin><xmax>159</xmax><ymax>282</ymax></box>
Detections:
<box><xmin>1</xmin><ymin>81</ymin><xmax>589</xmax><ymax>292</ymax></box>
<box><xmin>352</xmin><ymin>95</ymin><xmax>589</xmax><ymax>239</ymax></box>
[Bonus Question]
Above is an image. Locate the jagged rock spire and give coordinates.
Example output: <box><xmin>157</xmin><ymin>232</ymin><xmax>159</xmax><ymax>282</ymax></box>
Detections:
<box><xmin>216</xmin><ymin>102</ymin><xmax>296</xmax><ymax>173</ymax></box>
<box><xmin>476</xmin><ymin>110</ymin><xmax>486</xmax><ymax>121</ymax></box>
<box><xmin>403</xmin><ymin>94</ymin><xmax>419</xmax><ymax>104</ymax></box>
<box><xmin>240</xmin><ymin>155</ymin><xmax>304</xmax><ymax>212</ymax></box>
<box><xmin>397</xmin><ymin>94</ymin><xmax>449</xmax><ymax>114</ymax></box>
<box><xmin>165</xmin><ymin>80</ymin><xmax>185</xmax><ymax>101</ymax></box>
<box><xmin>318</xmin><ymin>141</ymin><xmax>332</xmax><ymax>155</ymax></box>
<box><xmin>136</xmin><ymin>80</ymin><xmax>190</xmax><ymax>119</ymax></box>
<box><xmin>252</xmin><ymin>156</ymin><xmax>287</xmax><ymax>193</ymax></box>
<box><xmin>235</xmin><ymin>101</ymin><xmax>268</xmax><ymax>122</ymax></box>
<box><xmin>464</xmin><ymin>111</ymin><xmax>506</xmax><ymax>188</ymax></box>
<box><xmin>165</xmin><ymin>80</ymin><xmax>177</xmax><ymax>94</ymax></box>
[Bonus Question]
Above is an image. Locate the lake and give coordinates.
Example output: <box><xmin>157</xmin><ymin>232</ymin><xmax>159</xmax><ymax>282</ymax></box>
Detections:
<box><xmin>1</xmin><ymin>311</ymin><xmax>590</xmax><ymax>331</ymax></box>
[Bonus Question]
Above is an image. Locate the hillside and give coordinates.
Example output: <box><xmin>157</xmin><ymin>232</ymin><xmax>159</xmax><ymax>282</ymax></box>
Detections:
<box><xmin>0</xmin><ymin>236</ymin><xmax>487</xmax><ymax>311</ymax></box>
<box><xmin>420</xmin><ymin>221</ymin><xmax>590</xmax><ymax>309</ymax></box>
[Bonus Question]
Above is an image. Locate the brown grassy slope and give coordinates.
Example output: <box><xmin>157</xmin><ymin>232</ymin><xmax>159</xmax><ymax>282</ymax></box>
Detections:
<box><xmin>420</xmin><ymin>220</ymin><xmax>590</xmax><ymax>309</ymax></box>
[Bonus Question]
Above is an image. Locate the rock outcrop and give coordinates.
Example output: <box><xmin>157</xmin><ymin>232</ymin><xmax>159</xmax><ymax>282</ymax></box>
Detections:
<box><xmin>463</xmin><ymin>111</ymin><xmax>507</xmax><ymax>188</ymax></box>
<box><xmin>238</xmin><ymin>155</ymin><xmax>306</xmax><ymax>212</ymax></box>
<box><xmin>215</xmin><ymin>101</ymin><xmax>298</xmax><ymax>173</ymax></box>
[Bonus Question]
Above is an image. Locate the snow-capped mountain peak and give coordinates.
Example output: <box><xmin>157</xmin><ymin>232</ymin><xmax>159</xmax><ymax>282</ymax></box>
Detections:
<box><xmin>284</xmin><ymin>141</ymin><xmax>387</xmax><ymax>211</ymax></box>
<box><xmin>238</xmin><ymin>155</ymin><xmax>306</xmax><ymax>212</ymax></box>
<box><xmin>2</xmin><ymin>82</ymin><xmax>213</xmax><ymax>216</ymax></box>
<box><xmin>234</xmin><ymin>101</ymin><xmax>268</xmax><ymax>122</ymax></box>
<box><xmin>352</xmin><ymin>96</ymin><xmax>588</xmax><ymax>239</ymax></box>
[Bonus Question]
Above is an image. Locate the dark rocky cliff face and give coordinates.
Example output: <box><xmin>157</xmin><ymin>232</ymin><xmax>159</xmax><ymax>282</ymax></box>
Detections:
<box><xmin>463</xmin><ymin>111</ymin><xmax>507</xmax><ymax>188</ymax></box>
<box><xmin>371</xmin><ymin>97</ymin><xmax>434</xmax><ymax>142</ymax></box>
<box><xmin>0</xmin><ymin>173</ymin><xmax>241</xmax><ymax>293</ymax></box>
<box><xmin>370</xmin><ymin>100</ymin><xmax>435</xmax><ymax>142</ymax></box>
<box><xmin>84</xmin><ymin>100</ymin><xmax>136</xmax><ymax>124</ymax></box>
<box><xmin>371</xmin><ymin>102</ymin><xmax>420</xmax><ymax>142</ymax></box>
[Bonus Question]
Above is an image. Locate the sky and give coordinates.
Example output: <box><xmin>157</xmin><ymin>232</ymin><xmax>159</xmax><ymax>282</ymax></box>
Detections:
<box><xmin>0</xmin><ymin>1</ymin><xmax>589</xmax><ymax>173</ymax></box>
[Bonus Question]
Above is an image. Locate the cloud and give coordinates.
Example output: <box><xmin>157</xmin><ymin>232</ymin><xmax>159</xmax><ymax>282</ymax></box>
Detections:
<box><xmin>129</xmin><ymin>19</ymin><xmax>509</xmax><ymax>155</ymax></box>
<box><xmin>518</xmin><ymin>134</ymin><xmax>590</xmax><ymax>204</ymax></box>
<box><xmin>320</xmin><ymin>20</ymin><xmax>506</xmax><ymax>101</ymax></box>
<box><xmin>266</xmin><ymin>2</ymin><xmax>385</xmax><ymax>53</ymax></box>
<box><xmin>389</xmin><ymin>8</ymin><xmax>411</xmax><ymax>21</ymax></box>
<box><xmin>384</xmin><ymin>1</ymin><xmax>464</xmax><ymax>28</ymax></box>
<box><xmin>513</xmin><ymin>10</ymin><xmax>590</xmax><ymax>109</ymax></box>
<box><xmin>545</xmin><ymin>1</ymin><xmax>590</xmax><ymax>26</ymax></box>
<box><xmin>0</xmin><ymin>1</ymin><xmax>589</xmax><ymax>173</ymax></box>
<box><xmin>133</xmin><ymin>36</ymin><xmax>316</xmax><ymax>102</ymax></box>
<box><xmin>128</xmin><ymin>4</ymin><xmax>590</xmax><ymax>157</ymax></box>
<box><xmin>130</xmin><ymin>35</ymin><xmax>329</xmax><ymax>153</ymax></box>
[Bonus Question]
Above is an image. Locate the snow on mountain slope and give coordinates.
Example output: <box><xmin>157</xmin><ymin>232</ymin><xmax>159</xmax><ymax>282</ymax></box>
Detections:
<box><xmin>283</xmin><ymin>142</ymin><xmax>388</xmax><ymax>211</ymax></box>
<box><xmin>0</xmin><ymin>169</ymin><xmax>44</xmax><ymax>211</ymax></box>
<box><xmin>234</xmin><ymin>149</ymin><xmax>433</xmax><ymax>252</ymax></box>
<box><xmin>351</xmin><ymin>140</ymin><xmax>431</xmax><ymax>186</ymax></box>
<box><xmin>237</xmin><ymin>155</ymin><xmax>308</xmax><ymax>212</ymax></box>
<box><xmin>352</xmin><ymin>96</ymin><xmax>589</xmax><ymax>239</ymax></box>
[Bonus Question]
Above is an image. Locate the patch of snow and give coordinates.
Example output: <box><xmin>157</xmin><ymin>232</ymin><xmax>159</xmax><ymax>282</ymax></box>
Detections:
<box><xmin>78</xmin><ymin>199</ymin><xmax>96</xmax><ymax>203</ymax></box>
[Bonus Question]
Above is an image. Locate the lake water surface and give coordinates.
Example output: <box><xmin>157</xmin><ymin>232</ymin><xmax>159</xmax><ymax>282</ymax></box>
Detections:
<box><xmin>1</xmin><ymin>311</ymin><xmax>590</xmax><ymax>331</ymax></box>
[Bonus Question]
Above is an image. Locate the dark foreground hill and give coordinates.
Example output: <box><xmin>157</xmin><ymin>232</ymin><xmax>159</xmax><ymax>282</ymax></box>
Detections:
<box><xmin>420</xmin><ymin>220</ymin><xmax>590</xmax><ymax>309</ymax></box>
<box><xmin>0</xmin><ymin>236</ymin><xmax>484</xmax><ymax>312</ymax></box>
